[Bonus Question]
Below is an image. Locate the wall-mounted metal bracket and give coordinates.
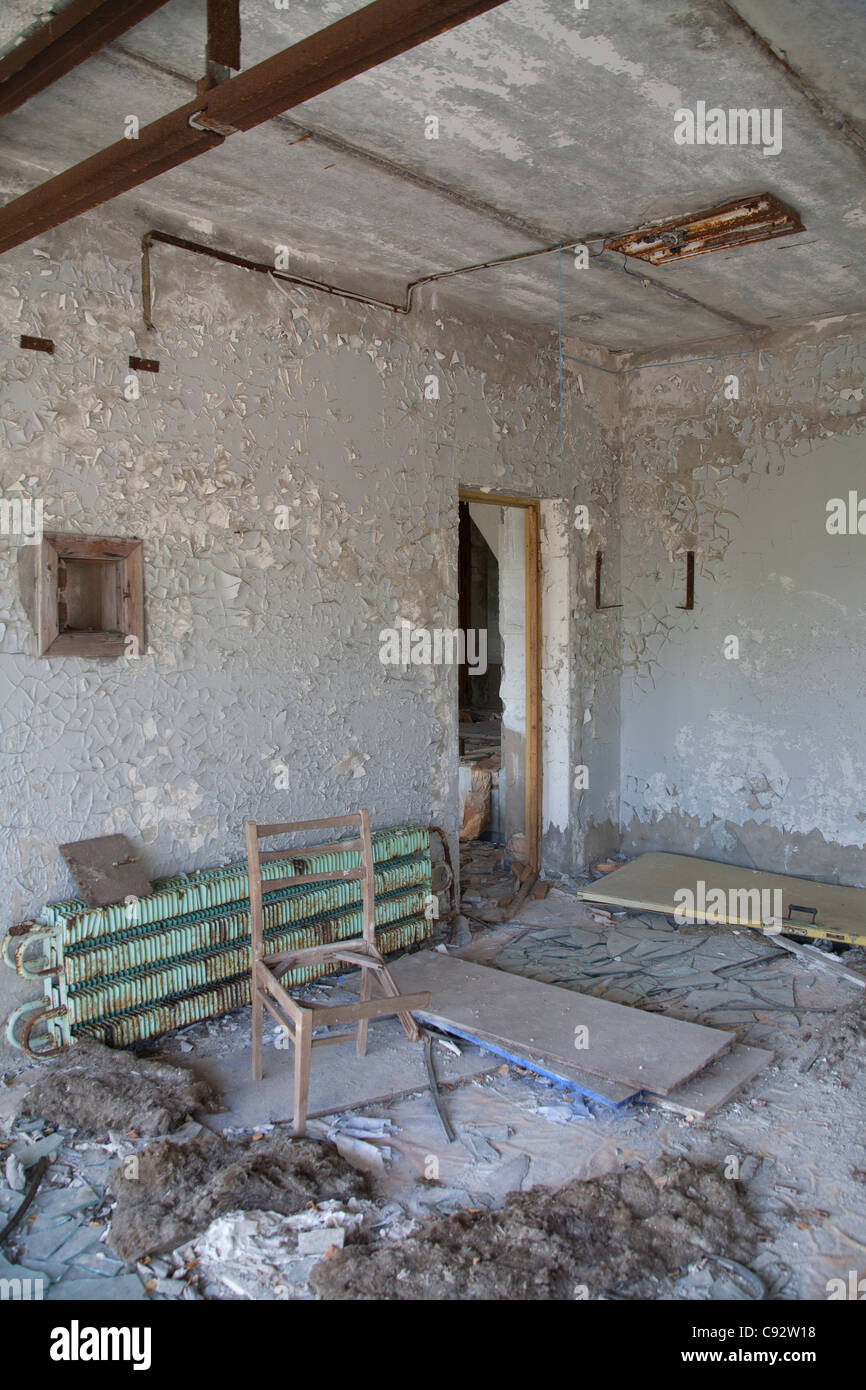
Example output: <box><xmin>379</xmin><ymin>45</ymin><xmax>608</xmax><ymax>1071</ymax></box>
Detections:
<box><xmin>677</xmin><ymin>550</ymin><xmax>695</xmax><ymax>610</ymax></box>
<box><xmin>188</xmin><ymin>109</ymin><xmax>238</xmax><ymax>136</ymax></box>
<box><xmin>20</xmin><ymin>334</ymin><xmax>54</xmax><ymax>353</ymax></box>
<box><xmin>595</xmin><ymin>549</ymin><xmax>622</xmax><ymax>610</ymax></box>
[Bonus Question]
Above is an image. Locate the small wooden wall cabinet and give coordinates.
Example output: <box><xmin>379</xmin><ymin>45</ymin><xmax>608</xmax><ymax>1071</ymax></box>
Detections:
<box><xmin>37</xmin><ymin>533</ymin><xmax>144</xmax><ymax>658</ymax></box>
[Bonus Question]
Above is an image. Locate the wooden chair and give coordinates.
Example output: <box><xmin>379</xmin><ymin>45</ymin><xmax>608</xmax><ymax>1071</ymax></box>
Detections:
<box><xmin>245</xmin><ymin>810</ymin><xmax>431</xmax><ymax>1136</ymax></box>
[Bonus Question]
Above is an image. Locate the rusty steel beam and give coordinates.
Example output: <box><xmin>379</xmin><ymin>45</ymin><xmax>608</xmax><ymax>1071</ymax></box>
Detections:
<box><xmin>0</xmin><ymin>0</ymin><xmax>510</xmax><ymax>256</ymax></box>
<box><xmin>0</xmin><ymin>0</ymin><xmax>172</xmax><ymax>119</ymax></box>
<box><xmin>206</xmin><ymin>0</ymin><xmax>241</xmax><ymax>74</ymax></box>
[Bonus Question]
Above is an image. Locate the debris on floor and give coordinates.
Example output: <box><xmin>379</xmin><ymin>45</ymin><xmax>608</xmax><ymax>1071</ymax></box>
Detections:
<box><xmin>326</xmin><ymin>1114</ymin><xmax>398</xmax><ymax>1174</ymax></box>
<box><xmin>13</xmin><ymin>1040</ymin><xmax>221</xmax><ymax>1138</ymax></box>
<box><xmin>3</xmin><ymin>860</ymin><xmax>864</xmax><ymax>1304</ymax></box>
<box><xmin>459</xmin><ymin>767</ymin><xmax>492</xmax><ymax>841</ymax></box>
<box><xmin>0</xmin><ymin>1118</ymin><xmax>146</xmax><ymax>1300</ymax></box>
<box><xmin>806</xmin><ymin>993</ymin><xmax>866</xmax><ymax>1081</ymax></box>
<box><xmin>173</xmin><ymin>1197</ymin><xmax>398</xmax><ymax>1301</ymax></box>
<box><xmin>482</xmin><ymin>891</ymin><xmax>866</xmax><ymax>1058</ymax></box>
<box><xmin>310</xmin><ymin>1159</ymin><xmax>762</xmax><ymax>1301</ymax></box>
<box><xmin>457</xmin><ymin>840</ymin><xmax>518</xmax><ymax>925</ymax></box>
<box><xmin>181</xmin><ymin>1204</ymin><xmax>357</xmax><ymax>1300</ymax></box>
<box><xmin>107</xmin><ymin>1131</ymin><xmax>369</xmax><ymax>1262</ymax></box>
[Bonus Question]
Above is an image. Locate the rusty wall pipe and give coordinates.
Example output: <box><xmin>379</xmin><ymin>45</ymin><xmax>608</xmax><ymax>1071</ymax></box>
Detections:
<box><xmin>141</xmin><ymin>227</ymin><xmax>759</xmax><ymax>345</ymax></box>
<box><xmin>140</xmin><ymin>228</ymin><xmax>588</xmax><ymax>330</ymax></box>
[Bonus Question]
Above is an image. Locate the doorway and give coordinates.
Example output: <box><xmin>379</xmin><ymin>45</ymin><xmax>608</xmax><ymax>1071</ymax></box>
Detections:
<box><xmin>457</xmin><ymin>490</ymin><xmax>541</xmax><ymax>871</ymax></box>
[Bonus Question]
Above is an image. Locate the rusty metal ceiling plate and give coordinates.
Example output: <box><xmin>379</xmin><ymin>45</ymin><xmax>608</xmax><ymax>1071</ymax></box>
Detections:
<box><xmin>605</xmin><ymin>193</ymin><xmax>804</xmax><ymax>265</ymax></box>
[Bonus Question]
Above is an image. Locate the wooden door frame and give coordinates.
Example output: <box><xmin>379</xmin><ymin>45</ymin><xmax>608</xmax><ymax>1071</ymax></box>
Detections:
<box><xmin>459</xmin><ymin>489</ymin><xmax>542</xmax><ymax>871</ymax></box>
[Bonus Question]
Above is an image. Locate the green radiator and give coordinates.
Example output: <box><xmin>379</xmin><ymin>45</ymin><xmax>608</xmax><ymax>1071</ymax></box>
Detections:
<box><xmin>4</xmin><ymin>826</ymin><xmax>434</xmax><ymax>1058</ymax></box>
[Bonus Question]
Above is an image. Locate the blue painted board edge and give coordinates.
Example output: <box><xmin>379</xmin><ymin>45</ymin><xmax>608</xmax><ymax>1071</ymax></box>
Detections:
<box><xmin>417</xmin><ymin>1013</ymin><xmax>639</xmax><ymax>1109</ymax></box>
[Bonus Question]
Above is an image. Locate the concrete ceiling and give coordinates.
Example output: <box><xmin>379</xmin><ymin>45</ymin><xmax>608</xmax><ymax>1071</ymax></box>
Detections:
<box><xmin>0</xmin><ymin>0</ymin><xmax>864</xmax><ymax>350</ymax></box>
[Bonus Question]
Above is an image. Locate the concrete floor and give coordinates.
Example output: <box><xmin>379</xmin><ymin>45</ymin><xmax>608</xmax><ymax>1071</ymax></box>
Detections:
<box><xmin>3</xmin><ymin>885</ymin><xmax>864</xmax><ymax>1300</ymax></box>
<box><xmin>150</xmin><ymin>885</ymin><xmax>866</xmax><ymax>1299</ymax></box>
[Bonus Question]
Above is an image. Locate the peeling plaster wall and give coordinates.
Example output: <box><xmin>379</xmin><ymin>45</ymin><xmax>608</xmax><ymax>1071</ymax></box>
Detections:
<box><xmin>616</xmin><ymin>316</ymin><xmax>866</xmax><ymax>884</ymax></box>
<box><xmin>0</xmin><ymin>207</ymin><xmax>618</xmax><ymax>1046</ymax></box>
<box><xmin>567</xmin><ymin>365</ymin><xmax>622</xmax><ymax>870</ymax></box>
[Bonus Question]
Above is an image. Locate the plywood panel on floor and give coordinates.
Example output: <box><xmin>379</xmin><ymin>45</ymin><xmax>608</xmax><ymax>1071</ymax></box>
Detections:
<box><xmin>407</xmin><ymin>1016</ymin><xmax>639</xmax><ymax>1106</ymax></box>
<box><xmin>389</xmin><ymin>951</ymin><xmax>734</xmax><ymax>1095</ymax></box>
<box><xmin>645</xmin><ymin>1043</ymin><xmax>773</xmax><ymax>1119</ymax></box>
<box><xmin>580</xmin><ymin>852</ymin><xmax>866</xmax><ymax>946</ymax></box>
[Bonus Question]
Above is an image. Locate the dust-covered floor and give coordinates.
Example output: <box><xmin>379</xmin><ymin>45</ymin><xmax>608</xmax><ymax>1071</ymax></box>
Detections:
<box><xmin>2</xmin><ymin>887</ymin><xmax>864</xmax><ymax>1301</ymax></box>
<box><xmin>311</xmin><ymin>1159</ymin><xmax>763</xmax><ymax>1301</ymax></box>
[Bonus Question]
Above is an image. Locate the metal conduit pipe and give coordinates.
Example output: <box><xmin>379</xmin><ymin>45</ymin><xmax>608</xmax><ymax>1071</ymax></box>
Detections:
<box><xmin>140</xmin><ymin>228</ymin><xmax>590</xmax><ymax>330</ymax></box>
<box><xmin>141</xmin><ymin>228</ymin><xmax>755</xmax><ymax>342</ymax></box>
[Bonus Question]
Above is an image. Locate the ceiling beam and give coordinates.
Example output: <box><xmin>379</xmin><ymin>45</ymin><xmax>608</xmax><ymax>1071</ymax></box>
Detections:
<box><xmin>0</xmin><ymin>0</ymin><xmax>511</xmax><ymax>257</ymax></box>
<box><xmin>0</xmin><ymin>0</ymin><xmax>172</xmax><ymax>120</ymax></box>
<box><xmin>108</xmin><ymin>38</ymin><xmax>567</xmax><ymax>245</ymax></box>
<box><xmin>206</xmin><ymin>0</ymin><xmax>241</xmax><ymax>77</ymax></box>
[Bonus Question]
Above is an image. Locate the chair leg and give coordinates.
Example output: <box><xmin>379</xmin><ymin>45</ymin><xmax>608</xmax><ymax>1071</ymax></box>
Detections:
<box><xmin>292</xmin><ymin>1009</ymin><xmax>313</xmax><ymax>1138</ymax></box>
<box><xmin>357</xmin><ymin>966</ymin><xmax>373</xmax><ymax>1057</ymax></box>
<box><xmin>377</xmin><ymin>963</ymin><xmax>422</xmax><ymax>1043</ymax></box>
<box><xmin>251</xmin><ymin>985</ymin><xmax>264</xmax><ymax>1081</ymax></box>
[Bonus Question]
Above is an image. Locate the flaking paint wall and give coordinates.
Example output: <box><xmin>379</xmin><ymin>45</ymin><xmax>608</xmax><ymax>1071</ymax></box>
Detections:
<box><xmin>615</xmin><ymin>316</ymin><xmax>866</xmax><ymax>884</ymax></box>
<box><xmin>0</xmin><ymin>208</ymin><xmax>618</xmax><ymax>1050</ymax></box>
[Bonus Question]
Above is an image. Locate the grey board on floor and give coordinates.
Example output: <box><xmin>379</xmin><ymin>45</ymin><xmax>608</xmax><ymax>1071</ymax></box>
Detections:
<box><xmin>644</xmin><ymin>1043</ymin><xmax>774</xmax><ymax>1119</ymax></box>
<box><xmin>402</xmin><ymin>981</ymin><xmax>769</xmax><ymax>1115</ymax></box>
<box><xmin>389</xmin><ymin>951</ymin><xmax>734</xmax><ymax>1095</ymax></box>
<box><xmin>177</xmin><ymin>1016</ymin><xmax>498</xmax><ymax>1128</ymax></box>
<box><xmin>412</xmin><ymin>1016</ymin><xmax>638</xmax><ymax>1105</ymax></box>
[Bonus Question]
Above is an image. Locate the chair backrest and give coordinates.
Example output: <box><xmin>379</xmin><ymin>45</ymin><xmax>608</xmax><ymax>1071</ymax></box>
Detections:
<box><xmin>244</xmin><ymin>810</ymin><xmax>376</xmax><ymax>963</ymax></box>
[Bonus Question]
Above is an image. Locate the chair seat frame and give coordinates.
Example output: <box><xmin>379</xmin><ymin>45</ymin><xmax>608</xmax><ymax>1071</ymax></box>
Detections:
<box><xmin>245</xmin><ymin>810</ymin><xmax>430</xmax><ymax>1135</ymax></box>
